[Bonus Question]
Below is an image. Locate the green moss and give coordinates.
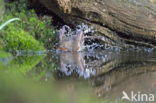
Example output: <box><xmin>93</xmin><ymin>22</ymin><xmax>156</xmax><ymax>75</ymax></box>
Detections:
<box><xmin>3</xmin><ymin>0</ymin><xmax>57</xmax><ymax>49</ymax></box>
<box><xmin>0</xmin><ymin>0</ymin><xmax>57</xmax><ymax>51</ymax></box>
<box><xmin>1</xmin><ymin>24</ymin><xmax>44</xmax><ymax>51</ymax></box>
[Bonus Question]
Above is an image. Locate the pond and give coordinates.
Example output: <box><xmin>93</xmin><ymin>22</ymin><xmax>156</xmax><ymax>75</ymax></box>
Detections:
<box><xmin>0</xmin><ymin>49</ymin><xmax>156</xmax><ymax>103</ymax></box>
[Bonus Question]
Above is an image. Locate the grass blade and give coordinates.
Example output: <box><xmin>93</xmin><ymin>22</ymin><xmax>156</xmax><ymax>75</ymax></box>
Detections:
<box><xmin>0</xmin><ymin>18</ymin><xmax>21</xmax><ymax>30</ymax></box>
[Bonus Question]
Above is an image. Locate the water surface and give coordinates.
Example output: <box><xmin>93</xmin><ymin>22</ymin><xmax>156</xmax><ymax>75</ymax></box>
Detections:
<box><xmin>0</xmin><ymin>49</ymin><xmax>156</xmax><ymax>103</ymax></box>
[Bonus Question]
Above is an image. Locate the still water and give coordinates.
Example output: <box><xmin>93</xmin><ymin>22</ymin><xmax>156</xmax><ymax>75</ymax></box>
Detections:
<box><xmin>0</xmin><ymin>49</ymin><xmax>156</xmax><ymax>103</ymax></box>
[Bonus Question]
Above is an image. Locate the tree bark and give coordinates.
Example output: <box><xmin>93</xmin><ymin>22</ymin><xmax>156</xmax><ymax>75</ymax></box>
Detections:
<box><xmin>35</xmin><ymin>0</ymin><xmax>156</xmax><ymax>47</ymax></box>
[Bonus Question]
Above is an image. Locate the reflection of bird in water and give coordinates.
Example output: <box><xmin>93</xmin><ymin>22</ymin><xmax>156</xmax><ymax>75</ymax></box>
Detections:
<box><xmin>59</xmin><ymin>52</ymin><xmax>96</xmax><ymax>79</ymax></box>
<box><xmin>58</xmin><ymin>51</ymin><xmax>118</xmax><ymax>79</ymax></box>
<box><xmin>57</xmin><ymin>49</ymin><xmax>156</xmax><ymax>79</ymax></box>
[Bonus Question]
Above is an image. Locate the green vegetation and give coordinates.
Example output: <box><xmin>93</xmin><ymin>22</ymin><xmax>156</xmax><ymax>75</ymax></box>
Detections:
<box><xmin>0</xmin><ymin>18</ymin><xmax>43</xmax><ymax>51</ymax></box>
<box><xmin>0</xmin><ymin>0</ymin><xmax>56</xmax><ymax>52</ymax></box>
<box><xmin>1</xmin><ymin>24</ymin><xmax>44</xmax><ymax>51</ymax></box>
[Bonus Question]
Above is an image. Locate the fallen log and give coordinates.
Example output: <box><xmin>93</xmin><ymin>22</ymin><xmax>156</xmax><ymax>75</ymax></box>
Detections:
<box><xmin>30</xmin><ymin>0</ymin><xmax>156</xmax><ymax>48</ymax></box>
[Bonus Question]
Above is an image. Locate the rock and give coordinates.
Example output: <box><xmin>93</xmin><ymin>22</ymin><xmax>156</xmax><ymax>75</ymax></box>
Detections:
<box><xmin>31</xmin><ymin>0</ymin><xmax>156</xmax><ymax>48</ymax></box>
